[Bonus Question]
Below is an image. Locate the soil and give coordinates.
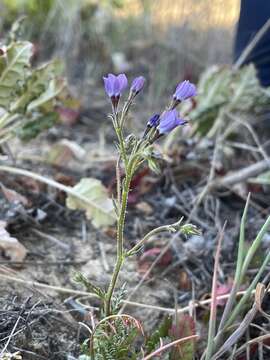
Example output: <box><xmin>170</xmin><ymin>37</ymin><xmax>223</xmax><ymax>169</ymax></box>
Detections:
<box><xmin>1</xmin><ymin>105</ymin><xmax>270</xmax><ymax>359</ymax></box>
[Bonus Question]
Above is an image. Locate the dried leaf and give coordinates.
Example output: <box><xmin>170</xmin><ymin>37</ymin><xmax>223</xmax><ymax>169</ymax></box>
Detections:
<box><xmin>0</xmin><ymin>221</ymin><xmax>27</xmax><ymax>262</ymax></box>
<box><xmin>135</xmin><ymin>201</ymin><xmax>153</xmax><ymax>215</ymax></box>
<box><xmin>56</xmin><ymin>106</ymin><xmax>80</xmax><ymax>126</ymax></box>
<box><xmin>66</xmin><ymin>178</ymin><xmax>117</xmax><ymax>229</ymax></box>
<box><xmin>1</xmin><ymin>184</ymin><xmax>29</xmax><ymax>206</ymax></box>
<box><xmin>47</xmin><ymin>140</ymin><xmax>85</xmax><ymax>166</ymax></box>
<box><xmin>138</xmin><ymin>247</ymin><xmax>173</xmax><ymax>276</ymax></box>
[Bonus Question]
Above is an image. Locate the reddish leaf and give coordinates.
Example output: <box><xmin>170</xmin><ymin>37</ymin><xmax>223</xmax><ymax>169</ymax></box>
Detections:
<box><xmin>169</xmin><ymin>314</ymin><xmax>196</xmax><ymax>360</ymax></box>
<box><xmin>56</xmin><ymin>106</ymin><xmax>80</xmax><ymax>126</ymax></box>
<box><xmin>138</xmin><ymin>247</ymin><xmax>173</xmax><ymax>276</ymax></box>
<box><xmin>216</xmin><ymin>280</ymin><xmax>233</xmax><ymax>306</ymax></box>
<box><xmin>1</xmin><ymin>184</ymin><xmax>29</xmax><ymax>206</ymax></box>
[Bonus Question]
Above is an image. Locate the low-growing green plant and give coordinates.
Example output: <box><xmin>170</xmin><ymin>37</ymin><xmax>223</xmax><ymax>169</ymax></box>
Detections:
<box><xmin>203</xmin><ymin>195</ymin><xmax>270</xmax><ymax>360</ymax></box>
<box><xmin>0</xmin><ymin>26</ymin><xmax>67</xmax><ymax>145</ymax></box>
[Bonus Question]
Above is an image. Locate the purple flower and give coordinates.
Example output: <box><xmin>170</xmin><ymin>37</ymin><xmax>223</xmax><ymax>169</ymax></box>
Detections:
<box><xmin>157</xmin><ymin>110</ymin><xmax>187</xmax><ymax>135</ymax></box>
<box><xmin>130</xmin><ymin>76</ymin><xmax>145</xmax><ymax>94</ymax></box>
<box><xmin>143</xmin><ymin>113</ymin><xmax>160</xmax><ymax>139</ymax></box>
<box><xmin>147</xmin><ymin>114</ymin><xmax>160</xmax><ymax>128</ymax></box>
<box><xmin>103</xmin><ymin>73</ymin><xmax>128</xmax><ymax>98</ymax></box>
<box><xmin>173</xmin><ymin>80</ymin><xmax>197</xmax><ymax>102</ymax></box>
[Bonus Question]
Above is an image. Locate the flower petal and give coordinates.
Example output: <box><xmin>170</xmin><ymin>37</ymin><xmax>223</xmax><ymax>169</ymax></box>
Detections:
<box><xmin>131</xmin><ymin>76</ymin><xmax>145</xmax><ymax>93</ymax></box>
<box><xmin>103</xmin><ymin>77</ymin><xmax>111</xmax><ymax>97</ymax></box>
<box><xmin>174</xmin><ymin>80</ymin><xmax>197</xmax><ymax>101</ymax></box>
<box><xmin>117</xmin><ymin>74</ymin><xmax>128</xmax><ymax>93</ymax></box>
<box><xmin>158</xmin><ymin>109</ymin><xmax>186</xmax><ymax>134</ymax></box>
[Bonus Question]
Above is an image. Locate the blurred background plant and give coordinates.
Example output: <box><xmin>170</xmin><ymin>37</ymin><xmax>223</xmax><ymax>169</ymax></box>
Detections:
<box><xmin>0</xmin><ymin>0</ymin><xmax>240</xmax><ymax>109</ymax></box>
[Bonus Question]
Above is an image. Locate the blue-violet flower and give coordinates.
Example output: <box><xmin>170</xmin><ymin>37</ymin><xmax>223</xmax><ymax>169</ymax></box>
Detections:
<box><xmin>173</xmin><ymin>80</ymin><xmax>197</xmax><ymax>102</ymax></box>
<box><xmin>157</xmin><ymin>109</ymin><xmax>187</xmax><ymax>135</ymax></box>
<box><xmin>147</xmin><ymin>114</ymin><xmax>160</xmax><ymax>128</ymax></box>
<box><xmin>130</xmin><ymin>76</ymin><xmax>145</xmax><ymax>95</ymax></box>
<box><xmin>103</xmin><ymin>73</ymin><xmax>128</xmax><ymax>110</ymax></box>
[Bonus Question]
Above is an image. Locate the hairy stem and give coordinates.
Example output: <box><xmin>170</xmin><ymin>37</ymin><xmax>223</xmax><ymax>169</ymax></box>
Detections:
<box><xmin>126</xmin><ymin>218</ymin><xmax>183</xmax><ymax>256</ymax></box>
<box><xmin>104</xmin><ymin>118</ymin><xmax>137</xmax><ymax>316</ymax></box>
<box><xmin>104</xmin><ymin>172</ymin><xmax>131</xmax><ymax>316</ymax></box>
<box><xmin>115</xmin><ymin>126</ymin><xmax>128</xmax><ymax>169</ymax></box>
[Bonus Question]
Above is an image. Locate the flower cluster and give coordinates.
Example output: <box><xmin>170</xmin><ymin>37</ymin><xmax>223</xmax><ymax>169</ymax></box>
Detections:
<box><xmin>103</xmin><ymin>73</ymin><xmax>196</xmax><ymax>140</ymax></box>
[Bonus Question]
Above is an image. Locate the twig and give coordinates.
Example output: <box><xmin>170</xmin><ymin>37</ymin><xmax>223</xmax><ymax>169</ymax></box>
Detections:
<box><xmin>97</xmin><ymin>241</ymin><xmax>109</xmax><ymax>272</ymax></box>
<box><xmin>226</xmin><ymin>113</ymin><xmax>270</xmax><ymax>167</ymax></box>
<box><xmin>32</xmin><ymin>228</ymin><xmax>70</xmax><ymax>251</ymax></box>
<box><xmin>234</xmin><ymin>18</ymin><xmax>270</xmax><ymax>70</ymax></box>
<box><xmin>142</xmin><ymin>335</ymin><xmax>199</xmax><ymax>360</ymax></box>
<box><xmin>0</xmin><ymin>298</ymin><xmax>30</xmax><ymax>356</ymax></box>
<box><xmin>188</xmin><ymin>130</ymin><xmax>221</xmax><ymax>221</ymax></box>
<box><xmin>210</xmin><ymin>159</ymin><xmax>269</xmax><ymax>190</ymax></box>
<box><xmin>0</xmin><ymin>165</ymin><xmax>112</xmax><ymax>216</ymax></box>
<box><xmin>0</xmin><ymin>271</ymin><xmax>269</xmax><ymax>315</ymax></box>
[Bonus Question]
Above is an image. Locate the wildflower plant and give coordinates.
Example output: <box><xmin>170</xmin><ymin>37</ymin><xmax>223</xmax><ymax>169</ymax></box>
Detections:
<box><xmin>101</xmin><ymin>74</ymin><xmax>197</xmax><ymax>317</ymax></box>
<box><xmin>76</xmin><ymin>74</ymin><xmax>198</xmax><ymax>358</ymax></box>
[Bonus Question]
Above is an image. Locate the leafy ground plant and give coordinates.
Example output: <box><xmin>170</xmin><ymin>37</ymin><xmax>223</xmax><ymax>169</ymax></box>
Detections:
<box><xmin>0</xmin><ymin>25</ymin><xmax>66</xmax><ymax>145</ymax></box>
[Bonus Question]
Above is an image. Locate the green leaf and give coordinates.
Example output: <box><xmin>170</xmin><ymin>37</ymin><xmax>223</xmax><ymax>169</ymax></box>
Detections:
<box><xmin>0</xmin><ymin>41</ymin><xmax>33</xmax><ymax>110</ymax></box>
<box><xmin>18</xmin><ymin>112</ymin><xmax>58</xmax><ymax>141</ymax></box>
<box><xmin>145</xmin><ymin>316</ymin><xmax>172</xmax><ymax>353</ymax></box>
<box><xmin>13</xmin><ymin>59</ymin><xmax>64</xmax><ymax>113</ymax></box>
<box><xmin>74</xmin><ymin>272</ymin><xmax>105</xmax><ymax>300</ymax></box>
<box><xmin>66</xmin><ymin>178</ymin><xmax>117</xmax><ymax>229</ymax></box>
<box><xmin>147</xmin><ymin>157</ymin><xmax>160</xmax><ymax>174</ymax></box>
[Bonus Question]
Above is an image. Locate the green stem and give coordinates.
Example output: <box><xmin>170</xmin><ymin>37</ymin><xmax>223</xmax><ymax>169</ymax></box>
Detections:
<box><xmin>126</xmin><ymin>218</ymin><xmax>183</xmax><ymax>257</ymax></box>
<box><xmin>115</xmin><ymin>126</ymin><xmax>128</xmax><ymax>169</ymax></box>
<box><xmin>104</xmin><ymin>172</ymin><xmax>131</xmax><ymax>316</ymax></box>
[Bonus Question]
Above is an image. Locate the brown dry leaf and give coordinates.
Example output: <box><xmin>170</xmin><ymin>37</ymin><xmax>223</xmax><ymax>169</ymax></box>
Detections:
<box><xmin>232</xmin><ymin>182</ymin><xmax>248</xmax><ymax>198</ymax></box>
<box><xmin>1</xmin><ymin>184</ymin><xmax>29</xmax><ymax>206</ymax></box>
<box><xmin>0</xmin><ymin>221</ymin><xmax>27</xmax><ymax>262</ymax></box>
<box><xmin>47</xmin><ymin>139</ymin><xmax>86</xmax><ymax>166</ymax></box>
<box><xmin>178</xmin><ymin>270</ymin><xmax>192</xmax><ymax>291</ymax></box>
<box><xmin>2</xmin><ymin>352</ymin><xmax>22</xmax><ymax>360</ymax></box>
<box><xmin>135</xmin><ymin>201</ymin><xmax>153</xmax><ymax>215</ymax></box>
<box><xmin>18</xmin><ymin>176</ymin><xmax>41</xmax><ymax>194</ymax></box>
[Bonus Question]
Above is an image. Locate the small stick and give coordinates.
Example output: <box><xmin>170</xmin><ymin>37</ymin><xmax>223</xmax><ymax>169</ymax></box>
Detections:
<box><xmin>211</xmin><ymin>159</ymin><xmax>269</xmax><ymax>189</ymax></box>
<box><xmin>97</xmin><ymin>241</ymin><xmax>109</xmax><ymax>272</ymax></box>
<box><xmin>32</xmin><ymin>228</ymin><xmax>70</xmax><ymax>251</ymax></box>
<box><xmin>0</xmin><ymin>271</ymin><xmax>269</xmax><ymax>315</ymax></box>
<box><xmin>142</xmin><ymin>335</ymin><xmax>199</xmax><ymax>360</ymax></box>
